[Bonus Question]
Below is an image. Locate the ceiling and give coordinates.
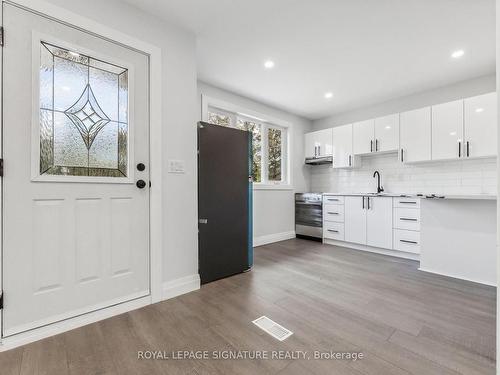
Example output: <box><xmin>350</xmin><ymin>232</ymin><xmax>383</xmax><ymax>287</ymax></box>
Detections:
<box><xmin>122</xmin><ymin>0</ymin><xmax>495</xmax><ymax>120</ymax></box>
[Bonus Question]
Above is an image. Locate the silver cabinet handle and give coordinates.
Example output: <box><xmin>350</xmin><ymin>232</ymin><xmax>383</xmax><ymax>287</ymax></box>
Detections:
<box><xmin>399</xmin><ymin>201</ymin><xmax>417</xmax><ymax>204</ymax></box>
<box><xmin>328</xmin><ymin>229</ymin><xmax>339</xmax><ymax>233</ymax></box>
<box><xmin>375</xmin><ymin>139</ymin><xmax>379</xmax><ymax>152</ymax></box>
<box><xmin>327</xmin><ymin>212</ymin><xmax>339</xmax><ymax>215</ymax></box>
<box><xmin>318</xmin><ymin>145</ymin><xmax>321</xmax><ymax>155</ymax></box>
<box><xmin>348</xmin><ymin>155</ymin><xmax>352</xmax><ymax>166</ymax></box>
<box><xmin>362</xmin><ymin>196</ymin><xmax>365</xmax><ymax>209</ymax></box>
<box><xmin>328</xmin><ymin>198</ymin><xmax>339</xmax><ymax>201</ymax></box>
<box><xmin>458</xmin><ymin>141</ymin><xmax>461</xmax><ymax>158</ymax></box>
<box><xmin>370</xmin><ymin>140</ymin><xmax>373</xmax><ymax>152</ymax></box>
<box><xmin>400</xmin><ymin>218</ymin><xmax>417</xmax><ymax>221</ymax></box>
<box><xmin>367</xmin><ymin>197</ymin><xmax>370</xmax><ymax>210</ymax></box>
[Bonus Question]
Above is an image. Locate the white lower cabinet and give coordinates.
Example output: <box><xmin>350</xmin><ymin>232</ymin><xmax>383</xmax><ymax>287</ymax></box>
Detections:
<box><xmin>366</xmin><ymin>197</ymin><xmax>393</xmax><ymax>249</ymax></box>
<box><xmin>324</xmin><ymin>195</ymin><xmax>420</xmax><ymax>257</ymax></box>
<box><xmin>344</xmin><ymin>196</ymin><xmax>367</xmax><ymax>244</ymax></box>
<box><xmin>344</xmin><ymin>196</ymin><xmax>392</xmax><ymax>248</ymax></box>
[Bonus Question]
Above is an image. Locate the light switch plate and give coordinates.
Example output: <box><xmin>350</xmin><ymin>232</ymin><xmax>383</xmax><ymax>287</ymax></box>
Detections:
<box><xmin>167</xmin><ymin>159</ymin><xmax>185</xmax><ymax>174</ymax></box>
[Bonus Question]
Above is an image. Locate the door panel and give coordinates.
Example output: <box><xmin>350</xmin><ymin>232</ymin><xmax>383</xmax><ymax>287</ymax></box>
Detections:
<box><xmin>374</xmin><ymin>114</ymin><xmax>399</xmax><ymax>152</ymax></box>
<box><xmin>198</xmin><ymin>123</ymin><xmax>251</xmax><ymax>284</ymax></box>
<box><xmin>353</xmin><ymin>120</ymin><xmax>374</xmax><ymax>155</ymax></box>
<box><xmin>400</xmin><ymin>107</ymin><xmax>431</xmax><ymax>163</ymax></box>
<box><xmin>464</xmin><ymin>92</ymin><xmax>497</xmax><ymax>158</ymax></box>
<box><xmin>3</xmin><ymin>4</ymin><xmax>150</xmax><ymax>336</ymax></box>
<box><xmin>431</xmin><ymin>100</ymin><xmax>464</xmax><ymax>161</ymax></box>
<box><xmin>344</xmin><ymin>196</ymin><xmax>366</xmax><ymax>244</ymax></box>
<box><xmin>366</xmin><ymin>197</ymin><xmax>393</xmax><ymax>249</ymax></box>
<box><xmin>332</xmin><ymin>124</ymin><xmax>353</xmax><ymax>168</ymax></box>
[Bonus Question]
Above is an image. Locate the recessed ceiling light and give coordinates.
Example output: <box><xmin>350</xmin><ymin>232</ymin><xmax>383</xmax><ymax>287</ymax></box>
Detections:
<box><xmin>324</xmin><ymin>92</ymin><xmax>333</xmax><ymax>99</ymax></box>
<box><xmin>264</xmin><ymin>60</ymin><xmax>275</xmax><ymax>69</ymax></box>
<box><xmin>385</xmin><ymin>126</ymin><xmax>391</xmax><ymax>130</ymax></box>
<box><xmin>451</xmin><ymin>49</ymin><xmax>464</xmax><ymax>59</ymax></box>
<box><xmin>475</xmin><ymin>108</ymin><xmax>484</xmax><ymax>113</ymax></box>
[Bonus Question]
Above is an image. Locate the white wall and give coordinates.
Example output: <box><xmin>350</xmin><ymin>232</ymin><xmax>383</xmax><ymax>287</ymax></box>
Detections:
<box><xmin>44</xmin><ymin>0</ymin><xmax>199</xmax><ymax>283</ymax></box>
<box><xmin>197</xmin><ymin>81</ymin><xmax>312</xmax><ymax>243</ymax></box>
<box><xmin>311</xmin><ymin>153</ymin><xmax>496</xmax><ymax>195</ymax></box>
<box><xmin>311</xmin><ymin>74</ymin><xmax>497</xmax><ymax>195</ymax></box>
<box><xmin>313</xmin><ymin>74</ymin><xmax>495</xmax><ymax>130</ymax></box>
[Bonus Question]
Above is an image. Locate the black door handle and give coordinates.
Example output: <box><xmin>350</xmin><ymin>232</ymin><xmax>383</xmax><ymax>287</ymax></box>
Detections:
<box><xmin>136</xmin><ymin>180</ymin><xmax>147</xmax><ymax>189</ymax></box>
<box><xmin>137</xmin><ymin>163</ymin><xmax>146</xmax><ymax>171</ymax></box>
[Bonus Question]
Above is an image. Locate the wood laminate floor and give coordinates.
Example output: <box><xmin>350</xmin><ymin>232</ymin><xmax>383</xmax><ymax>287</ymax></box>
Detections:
<box><xmin>0</xmin><ymin>239</ymin><xmax>496</xmax><ymax>374</ymax></box>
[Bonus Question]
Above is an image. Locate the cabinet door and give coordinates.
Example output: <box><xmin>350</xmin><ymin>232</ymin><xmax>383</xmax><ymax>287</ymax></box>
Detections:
<box><xmin>344</xmin><ymin>196</ymin><xmax>366</xmax><ymax>244</ymax></box>
<box><xmin>353</xmin><ymin>119</ymin><xmax>374</xmax><ymax>155</ymax></box>
<box><xmin>400</xmin><ymin>107</ymin><xmax>431</xmax><ymax>163</ymax></box>
<box><xmin>331</xmin><ymin>124</ymin><xmax>353</xmax><ymax>168</ymax></box>
<box><xmin>366</xmin><ymin>197</ymin><xmax>392</xmax><ymax>249</ymax></box>
<box><xmin>431</xmin><ymin>100</ymin><xmax>464</xmax><ymax>161</ymax></box>
<box><xmin>374</xmin><ymin>114</ymin><xmax>399</xmax><ymax>152</ymax></box>
<box><xmin>464</xmin><ymin>92</ymin><xmax>497</xmax><ymax>158</ymax></box>
<box><xmin>304</xmin><ymin>132</ymin><xmax>317</xmax><ymax>158</ymax></box>
<box><xmin>317</xmin><ymin>128</ymin><xmax>333</xmax><ymax>156</ymax></box>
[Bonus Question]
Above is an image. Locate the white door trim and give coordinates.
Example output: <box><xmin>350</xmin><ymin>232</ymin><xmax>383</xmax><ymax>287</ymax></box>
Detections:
<box><xmin>0</xmin><ymin>0</ymin><xmax>163</xmax><ymax>342</ymax></box>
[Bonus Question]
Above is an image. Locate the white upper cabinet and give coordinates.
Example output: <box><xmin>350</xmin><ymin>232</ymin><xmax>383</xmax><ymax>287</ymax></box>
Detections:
<box><xmin>374</xmin><ymin>114</ymin><xmax>399</xmax><ymax>152</ymax></box>
<box><xmin>431</xmin><ymin>100</ymin><xmax>464</xmax><ymax>161</ymax></box>
<box><xmin>464</xmin><ymin>92</ymin><xmax>497</xmax><ymax>158</ymax></box>
<box><xmin>353</xmin><ymin>119</ymin><xmax>375</xmax><ymax>155</ymax></box>
<box><xmin>304</xmin><ymin>128</ymin><xmax>333</xmax><ymax>158</ymax></box>
<box><xmin>400</xmin><ymin>107</ymin><xmax>432</xmax><ymax>163</ymax></box>
<box><xmin>332</xmin><ymin>124</ymin><xmax>355</xmax><ymax>168</ymax></box>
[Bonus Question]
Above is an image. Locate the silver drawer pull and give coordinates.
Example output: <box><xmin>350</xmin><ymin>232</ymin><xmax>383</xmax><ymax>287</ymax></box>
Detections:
<box><xmin>400</xmin><ymin>239</ymin><xmax>418</xmax><ymax>244</ymax></box>
<box><xmin>399</xmin><ymin>201</ymin><xmax>417</xmax><ymax>204</ymax></box>
<box><xmin>400</xmin><ymin>218</ymin><xmax>417</xmax><ymax>221</ymax></box>
<box><xmin>327</xmin><ymin>229</ymin><xmax>339</xmax><ymax>233</ymax></box>
<box><xmin>328</xmin><ymin>198</ymin><xmax>339</xmax><ymax>201</ymax></box>
<box><xmin>327</xmin><ymin>212</ymin><xmax>339</xmax><ymax>215</ymax></box>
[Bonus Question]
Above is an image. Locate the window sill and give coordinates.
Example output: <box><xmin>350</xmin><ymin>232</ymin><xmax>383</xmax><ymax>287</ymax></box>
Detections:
<box><xmin>253</xmin><ymin>184</ymin><xmax>294</xmax><ymax>191</ymax></box>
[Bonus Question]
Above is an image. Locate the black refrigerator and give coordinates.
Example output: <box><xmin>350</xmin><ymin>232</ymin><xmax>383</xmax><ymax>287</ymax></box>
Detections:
<box><xmin>197</xmin><ymin>121</ymin><xmax>253</xmax><ymax>284</ymax></box>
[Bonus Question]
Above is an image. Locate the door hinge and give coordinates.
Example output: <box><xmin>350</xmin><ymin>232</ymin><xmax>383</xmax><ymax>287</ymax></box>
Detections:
<box><xmin>0</xmin><ymin>27</ymin><xmax>4</xmax><ymax>47</ymax></box>
<box><xmin>0</xmin><ymin>292</ymin><xmax>4</xmax><ymax>309</ymax></box>
<box><xmin>0</xmin><ymin>158</ymin><xmax>4</xmax><ymax>177</ymax></box>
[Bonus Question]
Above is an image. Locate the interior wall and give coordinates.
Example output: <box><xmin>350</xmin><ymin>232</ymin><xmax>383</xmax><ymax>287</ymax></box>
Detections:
<box><xmin>44</xmin><ymin>0</ymin><xmax>199</xmax><ymax>283</ymax></box>
<box><xmin>313</xmin><ymin>74</ymin><xmax>495</xmax><ymax>130</ymax></box>
<box><xmin>197</xmin><ymin>81</ymin><xmax>313</xmax><ymax>242</ymax></box>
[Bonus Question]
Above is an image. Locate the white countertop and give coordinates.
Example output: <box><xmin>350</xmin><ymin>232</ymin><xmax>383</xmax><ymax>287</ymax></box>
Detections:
<box><xmin>322</xmin><ymin>192</ymin><xmax>497</xmax><ymax>200</ymax></box>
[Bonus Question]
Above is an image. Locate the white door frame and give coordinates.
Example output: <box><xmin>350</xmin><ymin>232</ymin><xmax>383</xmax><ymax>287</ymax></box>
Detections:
<box><xmin>0</xmin><ymin>0</ymin><xmax>163</xmax><ymax>347</ymax></box>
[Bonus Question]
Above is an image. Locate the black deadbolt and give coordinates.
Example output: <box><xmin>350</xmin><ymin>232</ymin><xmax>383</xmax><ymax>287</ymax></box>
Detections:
<box><xmin>136</xmin><ymin>180</ymin><xmax>147</xmax><ymax>189</ymax></box>
<box><xmin>137</xmin><ymin>163</ymin><xmax>146</xmax><ymax>171</ymax></box>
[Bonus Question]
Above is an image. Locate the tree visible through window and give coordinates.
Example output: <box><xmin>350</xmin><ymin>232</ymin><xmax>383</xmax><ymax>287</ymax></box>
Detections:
<box><xmin>268</xmin><ymin>127</ymin><xmax>282</xmax><ymax>181</ymax></box>
<box><xmin>207</xmin><ymin>106</ymin><xmax>287</xmax><ymax>185</ymax></box>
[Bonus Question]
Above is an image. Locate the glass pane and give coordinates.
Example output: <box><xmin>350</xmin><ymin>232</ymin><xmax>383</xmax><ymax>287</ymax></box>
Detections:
<box><xmin>246</xmin><ymin>121</ymin><xmax>261</xmax><ymax>183</ymax></box>
<box><xmin>208</xmin><ymin>111</ymin><xmax>231</xmax><ymax>127</ymax></box>
<box><xmin>38</xmin><ymin>41</ymin><xmax>129</xmax><ymax>178</ymax></box>
<box><xmin>268</xmin><ymin>128</ymin><xmax>282</xmax><ymax>181</ymax></box>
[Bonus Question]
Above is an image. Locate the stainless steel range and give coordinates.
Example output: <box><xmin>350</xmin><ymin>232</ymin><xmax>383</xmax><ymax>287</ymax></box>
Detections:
<box><xmin>295</xmin><ymin>193</ymin><xmax>323</xmax><ymax>240</ymax></box>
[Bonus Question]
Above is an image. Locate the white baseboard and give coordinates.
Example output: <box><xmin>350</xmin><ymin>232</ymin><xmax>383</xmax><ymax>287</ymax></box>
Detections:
<box><xmin>162</xmin><ymin>274</ymin><xmax>200</xmax><ymax>300</ymax></box>
<box><xmin>253</xmin><ymin>231</ymin><xmax>296</xmax><ymax>247</ymax></box>
<box><xmin>0</xmin><ymin>295</ymin><xmax>151</xmax><ymax>352</ymax></box>
<box><xmin>324</xmin><ymin>239</ymin><xmax>420</xmax><ymax>261</ymax></box>
<box><xmin>418</xmin><ymin>267</ymin><xmax>497</xmax><ymax>287</ymax></box>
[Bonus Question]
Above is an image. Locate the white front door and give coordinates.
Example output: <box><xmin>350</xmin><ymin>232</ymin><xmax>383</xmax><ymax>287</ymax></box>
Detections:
<box><xmin>2</xmin><ymin>3</ymin><xmax>150</xmax><ymax>337</ymax></box>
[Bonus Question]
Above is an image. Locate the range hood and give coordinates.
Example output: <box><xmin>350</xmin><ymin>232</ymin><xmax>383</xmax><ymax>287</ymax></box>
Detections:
<box><xmin>305</xmin><ymin>156</ymin><xmax>333</xmax><ymax>165</ymax></box>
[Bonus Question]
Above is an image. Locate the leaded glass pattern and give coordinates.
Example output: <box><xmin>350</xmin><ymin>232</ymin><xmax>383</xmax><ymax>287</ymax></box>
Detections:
<box><xmin>39</xmin><ymin>41</ymin><xmax>129</xmax><ymax>177</ymax></box>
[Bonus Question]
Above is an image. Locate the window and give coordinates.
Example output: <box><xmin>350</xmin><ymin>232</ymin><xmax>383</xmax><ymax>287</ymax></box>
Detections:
<box><xmin>38</xmin><ymin>41</ymin><xmax>129</xmax><ymax>178</ymax></box>
<box><xmin>207</xmin><ymin>105</ymin><xmax>288</xmax><ymax>186</ymax></box>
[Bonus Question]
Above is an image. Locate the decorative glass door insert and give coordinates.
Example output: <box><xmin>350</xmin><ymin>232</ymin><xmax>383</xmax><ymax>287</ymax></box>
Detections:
<box><xmin>38</xmin><ymin>41</ymin><xmax>129</xmax><ymax>178</ymax></box>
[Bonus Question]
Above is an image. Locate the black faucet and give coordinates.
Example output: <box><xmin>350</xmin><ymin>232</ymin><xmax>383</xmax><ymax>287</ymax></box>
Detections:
<box><xmin>373</xmin><ymin>171</ymin><xmax>384</xmax><ymax>193</ymax></box>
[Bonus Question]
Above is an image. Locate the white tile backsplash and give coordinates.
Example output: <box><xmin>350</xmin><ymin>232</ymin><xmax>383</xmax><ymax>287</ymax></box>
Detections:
<box><xmin>310</xmin><ymin>153</ymin><xmax>497</xmax><ymax>195</ymax></box>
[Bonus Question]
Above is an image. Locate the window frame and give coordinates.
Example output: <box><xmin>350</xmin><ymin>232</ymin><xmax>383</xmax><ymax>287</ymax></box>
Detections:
<box><xmin>203</xmin><ymin>95</ymin><xmax>292</xmax><ymax>190</ymax></box>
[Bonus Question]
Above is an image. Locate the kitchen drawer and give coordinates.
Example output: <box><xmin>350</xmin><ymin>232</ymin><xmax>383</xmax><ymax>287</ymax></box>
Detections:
<box><xmin>323</xmin><ymin>222</ymin><xmax>344</xmax><ymax>241</ymax></box>
<box><xmin>393</xmin><ymin>207</ymin><xmax>420</xmax><ymax>231</ymax></box>
<box><xmin>393</xmin><ymin>197</ymin><xmax>420</xmax><ymax>209</ymax></box>
<box><xmin>323</xmin><ymin>195</ymin><xmax>344</xmax><ymax>205</ymax></box>
<box><xmin>324</xmin><ymin>204</ymin><xmax>345</xmax><ymax>222</ymax></box>
<box><xmin>393</xmin><ymin>229</ymin><xmax>420</xmax><ymax>254</ymax></box>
